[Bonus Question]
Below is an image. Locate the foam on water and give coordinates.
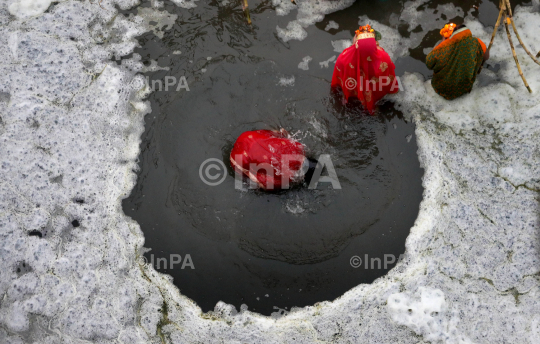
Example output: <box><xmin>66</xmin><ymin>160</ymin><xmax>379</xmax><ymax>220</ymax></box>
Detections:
<box><xmin>136</xmin><ymin>7</ymin><xmax>178</xmax><ymax>39</ymax></box>
<box><xmin>400</xmin><ymin>0</ymin><xmax>465</xmax><ymax>45</ymax></box>
<box><xmin>297</xmin><ymin>55</ymin><xmax>312</xmax><ymax>70</ymax></box>
<box><xmin>331</xmin><ymin>39</ymin><xmax>351</xmax><ymax>53</ymax></box>
<box><xmin>0</xmin><ymin>0</ymin><xmax>539</xmax><ymax>343</ymax></box>
<box><xmin>275</xmin><ymin>0</ymin><xmax>355</xmax><ymax>42</ymax></box>
<box><xmin>318</xmin><ymin>55</ymin><xmax>336</xmax><ymax>68</ymax></box>
<box><xmin>324</xmin><ymin>20</ymin><xmax>339</xmax><ymax>31</ymax></box>
<box><xmin>278</xmin><ymin>75</ymin><xmax>295</xmax><ymax>87</ymax></box>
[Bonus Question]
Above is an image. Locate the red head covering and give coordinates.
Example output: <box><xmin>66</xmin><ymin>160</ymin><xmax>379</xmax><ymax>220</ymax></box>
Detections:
<box><xmin>230</xmin><ymin>130</ymin><xmax>305</xmax><ymax>190</ymax></box>
<box><xmin>331</xmin><ymin>30</ymin><xmax>399</xmax><ymax>115</ymax></box>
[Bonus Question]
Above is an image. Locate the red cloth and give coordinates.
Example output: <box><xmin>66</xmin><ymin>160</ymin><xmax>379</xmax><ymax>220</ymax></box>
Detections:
<box><xmin>230</xmin><ymin>130</ymin><xmax>305</xmax><ymax>190</ymax></box>
<box><xmin>331</xmin><ymin>34</ymin><xmax>399</xmax><ymax>115</ymax></box>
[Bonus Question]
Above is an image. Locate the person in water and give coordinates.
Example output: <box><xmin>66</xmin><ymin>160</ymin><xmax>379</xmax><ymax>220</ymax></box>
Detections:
<box><xmin>230</xmin><ymin>129</ymin><xmax>318</xmax><ymax>191</ymax></box>
<box><xmin>426</xmin><ymin>23</ymin><xmax>489</xmax><ymax>100</ymax></box>
<box><xmin>331</xmin><ymin>24</ymin><xmax>400</xmax><ymax>115</ymax></box>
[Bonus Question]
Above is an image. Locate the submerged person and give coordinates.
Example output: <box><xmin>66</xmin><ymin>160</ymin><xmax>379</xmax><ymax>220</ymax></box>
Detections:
<box><xmin>331</xmin><ymin>24</ymin><xmax>400</xmax><ymax>115</ymax></box>
<box><xmin>230</xmin><ymin>129</ymin><xmax>318</xmax><ymax>191</ymax></box>
<box><xmin>426</xmin><ymin>23</ymin><xmax>489</xmax><ymax>100</ymax></box>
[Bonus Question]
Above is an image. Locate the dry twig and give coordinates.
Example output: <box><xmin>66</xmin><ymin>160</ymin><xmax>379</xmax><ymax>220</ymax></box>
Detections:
<box><xmin>242</xmin><ymin>0</ymin><xmax>252</xmax><ymax>25</ymax></box>
<box><xmin>504</xmin><ymin>14</ymin><xmax>532</xmax><ymax>93</ymax></box>
<box><xmin>487</xmin><ymin>1</ymin><xmax>504</xmax><ymax>51</ymax></box>
<box><xmin>504</xmin><ymin>0</ymin><xmax>540</xmax><ymax>66</ymax></box>
<box><xmin>487</xmin><ymin>0</ymin><xmax>534</xmax><ymax>92</ymax></box>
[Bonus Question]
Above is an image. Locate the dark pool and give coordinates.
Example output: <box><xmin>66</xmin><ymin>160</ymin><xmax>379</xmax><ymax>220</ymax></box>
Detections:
<box><xmin>123</xmin><ymin>0</ymin><xmax>530</xmax><ymax>314</ymax></box>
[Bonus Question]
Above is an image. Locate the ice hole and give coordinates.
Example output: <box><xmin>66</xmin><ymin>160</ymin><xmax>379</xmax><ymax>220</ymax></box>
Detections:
<box><xmin>123</xmin><ymin>1</ymin><xmax>425</xmax><ymax>315</ymax></box>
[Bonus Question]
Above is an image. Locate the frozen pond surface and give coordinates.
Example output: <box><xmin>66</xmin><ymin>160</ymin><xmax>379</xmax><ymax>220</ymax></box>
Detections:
<box><xmin>0</xmin><ymin>0</ymin><xmax>539</xmax><ymax>343</ymax></box>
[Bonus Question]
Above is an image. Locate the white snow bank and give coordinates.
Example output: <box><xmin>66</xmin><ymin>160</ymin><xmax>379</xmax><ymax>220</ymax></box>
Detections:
<box><xmin>0</xmin><ymin>1</ymin><xmax>156</xmax><ymax>341</ymax></box>
<box><xmin>9</xmin><ymin>0</ymin><xmax>53</xmax><ymax>19</ymax></box>
<box><xmin>0</xmin><ymin>0</ymin><xmax>539</xmax><ymax>343</ymax></box>
<box><xmin>388</xmin><ymin>288</ymin><xmax>474</xmax><ymax>344</ymax></box>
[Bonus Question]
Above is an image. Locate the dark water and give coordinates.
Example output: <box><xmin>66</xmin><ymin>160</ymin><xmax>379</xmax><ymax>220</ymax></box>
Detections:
<box><xmin>123</xmin><ymin>0</ymin><xmax>530</xmax><ymax>315</ymax></box>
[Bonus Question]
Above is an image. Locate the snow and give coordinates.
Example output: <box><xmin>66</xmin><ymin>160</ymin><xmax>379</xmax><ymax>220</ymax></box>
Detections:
<box><xmin>8</xmin><ymin>0</ymin><xmax>53</xmax><ymax>19</ymax></box>
<box><xmin>0</xmin><ymin>0</ymin><xmax>539</xmax><ymax>342</ymax></box>
<box><xmin>388</xmin><ymin>287</ymin><xmax>474</xmax><ymax>344</ymax></box>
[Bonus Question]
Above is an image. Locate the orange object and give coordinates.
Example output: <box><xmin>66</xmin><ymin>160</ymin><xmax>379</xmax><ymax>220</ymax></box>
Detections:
<box><xmin>440</xmin><ymin>23</ymin><xmax>457</xmax><ymax>38</ymax></box>
<box><xmin>355</xmin><ymin>24</ymin><xmax>374</xmax><ymax>36</ymax></box>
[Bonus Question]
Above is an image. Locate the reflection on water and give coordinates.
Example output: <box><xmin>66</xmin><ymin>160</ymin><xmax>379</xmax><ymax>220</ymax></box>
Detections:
<box><xmin>123</xmin><ymin>0</ymin><xmax>426</xmax><ymax>314</ymax></box>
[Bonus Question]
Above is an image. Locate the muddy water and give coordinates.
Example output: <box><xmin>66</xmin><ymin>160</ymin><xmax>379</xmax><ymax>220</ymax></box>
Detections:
<box><xmin>123</xmin><ymin>0</ymin><xmax>530</xmax><ymax>314</ymax></box>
